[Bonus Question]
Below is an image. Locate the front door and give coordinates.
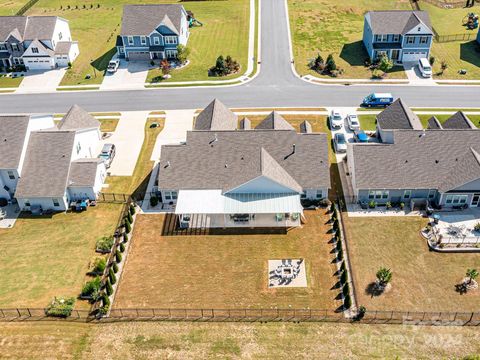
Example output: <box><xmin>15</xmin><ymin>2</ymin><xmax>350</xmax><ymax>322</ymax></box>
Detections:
<box><xmin>471</xmin><ymin>194</ymin><xmax>480</xmax><ymax>207</ymax></box>
<box><xmin>391</xmin><ymin>50</ymin><xmax>400</xmax><ymax>61</ymax></box>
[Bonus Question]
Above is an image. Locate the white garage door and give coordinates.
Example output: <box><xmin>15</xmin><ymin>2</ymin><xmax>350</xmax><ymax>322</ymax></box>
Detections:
<box><xmin>402</xmin><ymin>51</ymin><xmax>427</xmax><ymax>62</ymax></box>
<box><xmin>127</xmin><ymin>51</ymin><xmax>150</xmax><ymax>61</ymax></box>
<box><xmin>56</xmin><ymin>55</ymin><xmax>69</xmax><ymax>67</ymax></box>
<box><xmin>24</xmin><ymin>57</ymin><xmax>54</xmax><ymax>70</ymax></box>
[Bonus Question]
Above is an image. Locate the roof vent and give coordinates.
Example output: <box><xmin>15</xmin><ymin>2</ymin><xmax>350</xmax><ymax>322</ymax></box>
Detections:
<box><xmin>435</xmin><ymin>160</ymin><xmax>439</xmax><ymax>164</ymax></box>
<box><xmin>224</xmin><ymin>163</ymin><xmax>228</xmax><ymax>168</ymax></box>
<box><xmin>241</xmin><ymin>155</ymin><xmax>244</xmax><ymax>160</ymax></box>
<box><xmin>209</xmin><ymin>133</ymin><xmax>218</xmax><ymax>145</ymax></box>
<box><xmin>164</xmin><ymin>161</ymin><xmax>170</xmax><ymax>168</ymax></box>
<box><xmin>419</xmin><ymin>130</ymin><xmax>426</xmax><ymax>138</ymax></box>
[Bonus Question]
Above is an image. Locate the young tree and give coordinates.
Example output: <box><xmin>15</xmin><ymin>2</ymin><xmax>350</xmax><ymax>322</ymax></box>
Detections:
<box><xmin>325</xmin><ymin>54</ymin><xmax>337</xmax><ymax>73</ymax></box>
<box><xmin>309</xmin><ymin>53</ymin><xmax>324</xmax><ymax>72</ymax></box>
<box><xmin>378</xmin><ymin>54</ymin><xmax>393</xmax><ymax>74</ymax></box>
<box><xmin>211</xmin><ymin>55</ymin><xmax>227</xmax><ymax>76</ymax></box>
<box><xmin>466</xmin><ymin>268</ymin><xmax>479</xmax><ymax>284</ymax></box>
<box><xmin>160</xmin><ymin>59</ymin><xmax>171</xmax><ymax>76</ymax></box>
<box><xmin>376</xmin><ymin>267</ymin><xmax>392</xmax><ymax>286</ymax></box>
<box><xmin>176</xmin><ymin>44</ymin><xmax>190</xmax><ymax>64</ymax></box>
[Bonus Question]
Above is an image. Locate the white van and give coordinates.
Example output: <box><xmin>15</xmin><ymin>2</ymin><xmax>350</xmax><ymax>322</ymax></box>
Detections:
<box><xmin>418</xmin><ymin>58</ymin><xmax>432</xmax><ymax>78</ymax></box>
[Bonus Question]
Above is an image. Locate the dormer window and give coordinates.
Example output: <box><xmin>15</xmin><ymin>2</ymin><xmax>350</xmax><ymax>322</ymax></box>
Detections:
<box><xmin>32</xmin><ymin>47</ymin><xmax>39</xmax><ymax>54</ymax></box>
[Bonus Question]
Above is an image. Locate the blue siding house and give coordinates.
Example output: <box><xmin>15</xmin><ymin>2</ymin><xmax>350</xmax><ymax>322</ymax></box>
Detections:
<box><xmin>363</xmin><ymin>11</ymin><xmax>433</xmax><ymax>64</ymax></box>
<box><xmin>117</xmin><ymin>4</ymin><xmax>189</xmax><ymax>61</ymax></box>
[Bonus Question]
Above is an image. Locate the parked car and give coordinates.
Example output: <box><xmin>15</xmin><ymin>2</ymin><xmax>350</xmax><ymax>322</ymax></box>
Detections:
<box><xmin>418</xmin><ymin>58</ymin><xmax>432</xmax><ymax>78</ymax></box>
<box><xmin>362</xmin><ymin>93</ymin><xmax>393</xmax><ymax>108</ymax></box>
<box><xmin>354</xmin><ymin>129</ymin><xmax>369</xmax><ymax>143</ymax></box>
<box><xmin>334</xmin><ymin>133</ymin><xmax>347</xmax><ymax>153</ymax></box>
<box><xmin>107</xmin><ymin>59</ymin><xmax>120</xmax><ymax>73</ymax></box>
<box><xmin>347</xmin><ymin>114</ymin><xmax>360</xmax><ymax>131</ymax></box>
<box><xmin>329</xmin><ymin>110</ymin><xmax>343</xmax><ymax>130</ymax></box>
<box><xmin>98</xmin><ymin>143</ymin><xmax>116</xmax><ymax>168</ymax></box>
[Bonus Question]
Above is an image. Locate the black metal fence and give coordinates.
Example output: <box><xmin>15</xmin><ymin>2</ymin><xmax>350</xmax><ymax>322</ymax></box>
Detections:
<box><xmin>435</xmin><ymin>32</ymin><xmax>477</xmax><ymax>43</ymax></box>
<box><xmin>418</xmin><ymin>0</ymin><xmax>475</xmax><ymax>9</ymax></box>
<box><xmin>97</xmin><ymin>193</ymin><xmax>132</xmax><ymax>204</ymax></box>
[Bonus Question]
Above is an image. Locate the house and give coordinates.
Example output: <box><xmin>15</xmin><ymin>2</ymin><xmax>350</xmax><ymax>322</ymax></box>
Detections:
<box><xmin>117</xmin><ymin>4</ymin><xmax>189</xmax><ymax>61</ymax></box>
<box><xmin>363</xmin><ymin>10</ymin><xmax>433</xmax><ymax>64</ymax></box>
<box><xmin>157</xmin><ymin>100</ymin><xmax>330</xmax><ymax>229</ymax></box>
<box><xmin>0</xmin><ymin>16</ymin><xmax>79</xmax><ymax>70</ymax></box>
<box><xmin>14</xmin><ymin>105</ymin><xmax>106</xmax><ymax>212</ymax></box>
<box><xmin>0</xmin><ymin>114</ymin><xmax>54</xmax><ymax>200</ymax></box>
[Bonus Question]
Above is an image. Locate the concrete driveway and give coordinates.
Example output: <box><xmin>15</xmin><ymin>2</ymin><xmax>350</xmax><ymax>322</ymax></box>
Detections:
<box><xmin>100</xmin><ymin>60</ymin><xmax>150</xmax><ymax>90</ymax></box>
<box><xmin>15</xmin><ymin>68</ymin><xmax>66</xmax><ymax>93</ymax></box>
<box><xmin>403</xmin><ymin>62</ymin><xmax>436</xmax><ymax>85</ymax></box>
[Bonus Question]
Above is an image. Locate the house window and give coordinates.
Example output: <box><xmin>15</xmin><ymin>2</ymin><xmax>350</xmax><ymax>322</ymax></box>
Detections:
<box><xmin>428</xmin><ymin>190</ymin><xmax>436</xmax><ymax>199</ymax></box>
<box><xmin>11</xmin><ymin>43</ymin><xmax>18</xmax><ymax>51</ymax></box>
<box><xmin>59</xmin><ymin>32</ymin><xmax>63</xmax><ymax>40</ymax></box>
<box><xmin>140</xmin><ymin>36</ymin><xmax>147</xmax><ymax>45</ymax></box>
<box><xmin>300</xmin><ymin>192</ymin><xmax>306</xmax><ymax>199</ymax></box>
<box><xmin>392</xmin><ymin>34</ymin><xmax>400</xmax><ymax>42</ymax></box>
<box><xmin>52</xmin><ymin>198</ymin><xmax>60</xmax><ymax>207</ymax></box>
<box><xmin>76</xmin><ymin>142</ymin><xmax>81</xmax><ymax>154</ymax></box>
<box><xmin>445</xmin><ymin>195</ymin><xmax>468</xmax><ymax>204</ymax></box>
<box><xmin>0</xmin><ymin>43</ymin><xmax>6</xmax><ymax>51</ymax></box>
<box><xmin>128</xmin><ymin>36</ymin><xmax>134</xmax><ymax>45</ymax></box>
<box><xmin>381</xmin><ymin>190</ymin><xmax>389</xmax><ymax>199</ymax></box>
<box><xmin>403</xmin><ymin>190</ymin><xmax>412</xmax><ymax>199</ymax></box>
<box><xmin>164</xmin><ymin>36</ymin><xmax>177</xmax><ymax>45</ymax></box>
<box><xmin>368</xmin><ymin>190</ymin><xmax>375</xmax><ymax>199</ymax></box>
<box><xmin>172</xmin><ymin>191</ymin><xmax>178</xmax><ymax>200</ymax></box>
<box><xmin>24</xmin><ymin>199</ymin><xmax>30</xmax><ymax>207</ymax></box>
<box><xmin>7</xmin><ymin>170</ymin><xmax>15</xmax><ymax>179</ymax></box>
<box><xmin>119</xmin><ymin>47</ymin><xmax>124</xmax><ymax>54</ymax></box>
<box><xmin>406</xmin><ymin>36</ymin><xmax>415</xmax><ymax>44</ymax></box>
<box><xmin>419</xmin><ymin>36</ymin><xmax>428</xmax><ymax>44</ymax></box>
<box><xmin>165</xmin><ymin>49</ymin><xmax>177</xmax><ymax>58</ymax></box>
<box><xmin>153</xmin><ymin>37</ymin><xmax>160</xmax><ymax>45</ymax></box>
<box><xmin>32</xmin><ymin>47</ymin><xmax>39</xmax><ymax>54</ymax></box>
<box><xmin>316</xmin><ymin>190</ymin><xmax>323</xmax><ymax>199</ymax></box>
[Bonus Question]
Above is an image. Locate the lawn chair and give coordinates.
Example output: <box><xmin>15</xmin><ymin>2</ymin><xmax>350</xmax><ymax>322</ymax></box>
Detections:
<box><xmin>0</xmin><ymin>209</ymin><xmax>5</xmax><ymax>220</ymax></box>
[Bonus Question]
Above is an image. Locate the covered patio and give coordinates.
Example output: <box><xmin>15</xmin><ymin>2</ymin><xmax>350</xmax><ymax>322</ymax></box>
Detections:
<box><xmin>174</xmin><ymin>190</ymin><xmax>303</xmax><ymax>229</ymax></box>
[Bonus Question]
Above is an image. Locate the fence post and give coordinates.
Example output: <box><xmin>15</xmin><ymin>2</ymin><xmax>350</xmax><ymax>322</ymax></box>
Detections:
<box><xmin>16</xmin><ymin>308</ymin><xmax>21</xmax><ymax>318</ymax></box>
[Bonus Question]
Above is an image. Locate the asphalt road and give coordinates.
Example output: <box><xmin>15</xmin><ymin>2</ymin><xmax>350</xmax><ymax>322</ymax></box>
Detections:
<box><xmin>0</xmin><ymin>0</ymin><xmax>479</xmax><ymax>114</ymax></box>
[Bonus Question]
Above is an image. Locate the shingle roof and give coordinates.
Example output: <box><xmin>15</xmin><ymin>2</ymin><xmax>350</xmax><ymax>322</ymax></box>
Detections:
<box><xmin>366</xmin><ymin>11</ymin><xmax>433</xmax><ymax>35</ymax></box>
<box><xmin>54</xmin><ymin>41</ymin><xmax>72</xmax><ymax>54</ymax></box>
<box><xmin>15</xmin><ymin>131</ymin><xmax>75</xmax><ymax>198</ymax></box>
<box><xmin>121</xmin><ymin>4</ymin><xmax>185</xmax><ymax>36</ymax></box>
<box><xmin>0</xmin><ymin>17</ymin><xmax>27</xmax><ymax>41</ymax></box>
<box><xmin>427</xmin><ymin>116</ymin><xmax>442</xmax><ymax>130</ymax></box>
<box><xmin>23</xmin><ymin>16</ymin><xmax>58</xmax><ymax>40</ymax></box>
<box><xmin>300</xmin><ymin>120</ymin><xmax>312</xmax><ymax>133</ymax></box>
<box><xmin>57</xmin><ymin>105</ymin><xmax>100</xmax><ymax>131</ymax></box>
<box><xmin>68</xmin><ymin>158</ymin><xmax>103</xmax><ymax>187</ymax></box>
<box><xmin>158</xmin><ymin>130</ymin><xmax>330</xmax><ymax>193</ymax></box>
<box><xmin>0</xmin><ymin>115</ymin><xmax>30</xmax><ymax>169</ymax></box>
<box><xmin>194</xmin><ymin>99</ymin><xmax>237</xmax><ymax>131</ymax></box>
<box><xmin>350</xmin><ymin>130</ymin><xmax>480</xmax><ymax>192</ymax></box>
<box><xmin>24</xmin><ymin>38</ymin><xmax>54</xmax><ymax>56</ymax></box>
<box><xmin>258</xmin><ymin>147</ymin><xmax>302</xmax><ymax>193</ymax></box>
<box><xmin>255</xmin><ymin>111</ymin><xmax>294</xmax><ymax>130</ymax></box>
<box><xmin>239</xmin><ymin>117</ymin><xmax>251</xmax><ymax>130</ymax></box>
<box><xmin>377</xmin><ymin>99</ymin><xmax>423</xmax><ymax>130</ymax></box>
<box><xmin>442</xmin><ymin>112</ymin><xmax>476</xmax><ymax>129</ymax></box>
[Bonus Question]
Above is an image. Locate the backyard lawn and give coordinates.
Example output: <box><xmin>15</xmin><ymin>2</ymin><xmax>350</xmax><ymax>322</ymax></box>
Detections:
<box><xmin>25</xmin><ymin>0</ymin><xmax>250</xmax><ymax>85</ymax></box>
<box><xmin>0</xmin><ymin>203</ymin><xmax>122</xmax><ymax>308</ymax></box>
<box><xmin>431</xmin><ymin>41</ymin><xmax>480</xmax><ymax>79</ymax></box>
<box><xmin>288</xmin><ymin>0</ymin><xmax>410</xmax><ymax>79</ymax></box>
<box><xmin>114</xmin><ymin>210</ymin><xmax>342</xmax><ymax>310</ymax></box>
<box><xmin>344</xmin><ymin>216</ymin><xmax>480</xmax><ymax>312</ymax></box>
<box><xmin>0</xmin><ymin>0</ymin><xmax>21</xmax><ymax>15</ymax></box>
<box><xmin>357</xmin><ymin>114</ymin><xmax>377</xmax><ymax>131</ymax></box>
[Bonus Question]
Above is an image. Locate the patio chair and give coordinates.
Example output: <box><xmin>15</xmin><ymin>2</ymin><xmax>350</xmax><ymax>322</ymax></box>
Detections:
<box><xmin>0</xmin><ymin>209</ymin><xmax>5</xmax><ymax>220</ymax></box>
<box><xmin>282</xmin><ymin>259</ymin><xmax>287</xmax><ymax>266</ymax></box>
<box><xmin>287</xmin><ymin>259</ymin><xmax>292</xmax><ymax>266</ymax></box>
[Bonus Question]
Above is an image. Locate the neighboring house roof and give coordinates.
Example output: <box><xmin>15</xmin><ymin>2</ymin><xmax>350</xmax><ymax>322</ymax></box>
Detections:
<box><xmin>57</xmin><ymin>104</ymin><xmax>100</xmax><ymax>131</ymax></box>
<box><xmin>300</xmin><ymin>120</ymin><xmax>312</xmax><ymax>133</ymax></box>
<box><xmin>255</xmin><ymin>111</ymin><xmax>294</xmax><ymax>130</ymax></box>
<box><xmin>158</xmin><ymin>130</ymin><xmax>330</xmax><ymax>193</ymax></box>
<box><xmin>15</xmin><ymin>131</ymin><xmax>76</xmax><ymax>198</ymax></box>
<box><xmin>376</xmin><ymin>98</ymin><xmax>423</xmax><ymax>130</ymax></box>
<box><xmin>366</xmin><ymin>11</ymin><xmax>433</xmax><ymax>35</ymax></box>
<box><xmin>0</xmin><ymin>16</ymin><xmax>27</xmax><ymax>41</ymax></box>
<box><xmin>194</xmin><ymin>99</ymin><xmax>237</xmax><ymax>131</ymax></box>
<box><xmin>350</xmin><ymin>130</ymin><xmax>480</xmax><ymax>193</ymax></box>
<box><xmin>427</xmin><ymin>116</ymin><xmax>442</xmax><ymax>130</ymax></box>
<box><xmin>23</xmin><ymin>16</ymin><xmax>58</xmax><ymax>40</ymax></box>
<box><xmin>0</xmin><ymin>115</ymin><xmax>30</xmax><ymax>169</ymax></box>
<box><xmin>442</xmin><ymin>111</ymin><xmax>476</xmax><ymax>129</ymax></box>
<box><xmin>54</xmin><ymin>41</ymin><xmax>72</xmax><ymax>54</ymax></box>
<box><xmin>121</xmin><ymin>4</ymin><xmax>184</xmax><ymax>36</ymax></box>
<box><xmin>239</xmin><ymin>117</ymin><xmax>251</xmax><ymax>130</ymax></box>
<box><xmin>68</xmin><ymin>158</ymin><xmax>103</xmax><ymax>187</ymax></box>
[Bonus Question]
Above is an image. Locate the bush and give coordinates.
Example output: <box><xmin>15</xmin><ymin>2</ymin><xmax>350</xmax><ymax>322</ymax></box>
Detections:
<box><xmin>129</xmin><ymin>204</ymin><xmax>135</xmax><ymax>215</ymax></box>
<box><xmin>342</xmin><ymin>282</ymin><xmax>350</xmax><ymax>297</ymax></box>
<box><xmin>119</xmin><ymin>242</ymin><xmax>125</xmax><ymax>253</ymax></box>
<box><xmin>319</xmin><ymin>198</ymin><xmax>331</xmax><ymax>207</ymax></box>
<box><xmin>378</xmin><ymin>54</ymin><xmax>393</xmax><ymax>74</ymax></box>
<box><xmin>336</xmin><ymin>239</ymin><xmax>342</xmax><ymax>251</ymax></box>
<box><xmin>340</xmin><ymin>261</ymin><xmax>346</xmax><ymax>273</ymax></box>
<box><xmin>81</xmin><ymin>276</ymin><xmax>101</xmax><ymax>300</ymax></box>
<box><xmin>90</xmin><ymin>257</ymin><xmax>106</xmax><ymax>274</ymax></box>
<box><xmin>474</xmin><ymin>223</ymin><xmax>480</xmax><ymax>232</ymax></box>
<box><xmin>332</xmin><ymin>218</ymin><xmax>339</xmax><ymax>230</ymax></box>
<box><xmin>123</xmin><ymin>232</ymin><xmax>129</xmax><ymax>243</ymax></box>
<box><xmin>209</xmin><ymin>55</ymin><xmax>239</xmax><ymax>77</ymax></box>
<box><xmin>115</xmin><ymin>250</ymin><xmax>122</xmax><ymax>263</ymax></box>
<box><xmin>102</xmin><ymin>293</ymin><xmax>110</xmax><ymax>307</ymax></box>
<box><xmin>368</xmin><ymin>200</ymin><xmax>376</xmax><ymax>209</ymax></box>
<box><xmin>325</xmin><ymin>54</ymin><xmax>337</xmax><ymax>73</ymax></box>
<box><xmin>309</xmin><ymin>53</ymin><xmax>325</xmax><ymax>73</ymax></box>
<box><xmin>67</xmin><ymin>62</ymin><xmax>72</xmax><ymax>68</ymax></box>
<box><xmin>429</xmin><ymin>56</ymin><xmax>435</xmax><ymax>66</ymax></box>
<box><xmin>400</xmin><ymin>202</ymin><xmax>405</xmax><ymax>210</ymax></box>
<box><xmin>337</xmin><ymin>249</ymin><xmax>343</xmax><ymax>261</ymax></box>
<box><xmin>340</xmin><ymin>269</ymin><xmax>348</xmax><ymax>284</ymax></box>
<box><xmin>386</xmin><ymin>201</ymin><xmax>392</xmax><ymax>209</ymax></box>
<box><xmin>109</xmin><ymin>268</ymin><xmax>116</xmax><ymax>285</ymax></box>
<box><xmin>150</xmin><ymin>60</ymin><xmax>155</xmax><ymax>66</ymax></box>
<box><xmin>150</xmin><ymin>196</ymin><xmax>159</xmax><ymax>207</ymax></box>
<box><xmin>124</xmin><ymin>220</ymin><xmax>131</xmax><ymax>234</ymax></box>
<box><xmin>126</xmin><ymin>211</ymin><xmax>133</xmax><ymax>224</ymax></box>
<box><xmin>106</xmin><ymin>279</ymin><xmax>113</xmax><ymax>296</ymax></box>
<box><xmin>344</xmin><ymin>294</ymin><xmax>352</xmax><ymax>309</ymax></box>
<box><xmin>177</xmin><ymin>44</ymin><xmax>190</xmax><ymax>64</ymax></box>
<box><xmin>45</xmin><ymin>297</ymin><xmax>75</xmax><ymax>318</ymax></box>
<box><xmin>112</xmin><ymin>261</ymin><xmax>119</xmax><ymax>273</ymax></box>
<box><xmin>329</xmin><ymin>203</ymin><xmax>336</xmax><ymax>214</ymax></box>
<box><xmin>96</xmin><ymin>236</ymin><xmax>114</xmax><ymax>252</ymax></box>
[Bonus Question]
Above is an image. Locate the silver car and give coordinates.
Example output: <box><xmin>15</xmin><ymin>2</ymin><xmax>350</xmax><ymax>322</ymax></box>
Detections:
<box><xmin>334</xmin><ymin>133</ymin><xmax>347</xmax><ymax>153</ymax></box>
<box><xmin>329</xmin><ymin>110</ymin><xmax>343</xmax><ymax>130</ymax></box>
<box><xmin>347</xmin><ymin>114</ymin><xmax>360</xmax><ymax>131</ymax></box>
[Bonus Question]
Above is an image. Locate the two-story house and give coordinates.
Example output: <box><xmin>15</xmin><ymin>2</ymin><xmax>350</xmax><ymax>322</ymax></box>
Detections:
<box><xmin>363</xmin><ymin>10</ymin><xmax>433</xmax><ymax>64</ymax></box>
<box><xmin>117</xmin><ymin>4</ymin><xmax>189</xmax><ymax>61</ymax></box>
<box><xmin>0</xmin><ymin>15</ymin><xmax>79</xmax><ymax>70</ymax></box>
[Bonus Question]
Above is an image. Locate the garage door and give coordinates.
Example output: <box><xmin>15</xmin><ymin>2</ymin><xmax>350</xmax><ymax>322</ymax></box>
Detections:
<box><xmin>55</xmin><ymin>56</ymin><xmax>69</xmax><ymax>67</ymax></box>
<box><xmin>127</xmin><ymin>51</ymin><xmax>150</xmax><ymax>61</ymax></box>
<box><xmin>24</xmin><ymin>58</ymin><xmax>54</xmax><ymax>70</ymax></box>
<box><xmin>402</xmin><ymin>51</ymin><xmax>427</xmax><ymax>62</ymax></box>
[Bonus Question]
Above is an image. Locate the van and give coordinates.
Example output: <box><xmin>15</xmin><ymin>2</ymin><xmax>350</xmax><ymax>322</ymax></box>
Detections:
<box><xmin>362</xmin><ymin>93</ymin><xmax>394</xmax><ymax>108</ymax></box>
<box><xmin>418</xmin><ymin>58</ymin><xmax>432</xmax><ymax>78</ymax></box>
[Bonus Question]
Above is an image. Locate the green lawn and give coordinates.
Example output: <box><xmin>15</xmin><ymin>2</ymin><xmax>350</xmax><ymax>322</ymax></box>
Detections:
<box><xmin>147</xmin><ymin>0</ymin><xmax>250</xmax><ymax>83</ymax></box>
<box><xmin>25</xmin><ymin>0</ymin><xmax>249</xmax><ymax>85</ymax></box>
<box><xmin>345</xmin><ymin>216</ymin><xmax>480</xmax><ymax>312</ymax></box>
<box><xmin>0</xmin><ymin>75</ymin><xmax>23</xmax><ymax>88</ymax></box>
<box><xmin>357</xmin><ymin>114</ymin><xmax>377</xmax><ymax>131</ymax></box>
<box><xmin>431</xmin><ymin>40</ymin><xmax>480</xmax><ymax>79</ymax></box>
<box><xmin>0</xmin><ymin>0</ymin><xmax>21</xmax><ymax>15</ymax></box>
<box><xmin>288</xmin><ymin>0</ymin><xmax>409</xmax><ymax>79</ymax></box>
<box><xmin>0</xmin><ymin>204</ymin><xmax>122</xmax><ymax>308</ymax></box>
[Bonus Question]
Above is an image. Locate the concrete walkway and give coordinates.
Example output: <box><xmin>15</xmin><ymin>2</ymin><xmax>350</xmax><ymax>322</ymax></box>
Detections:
<box><xmin>15</xmin><ymin>68</ymin><xmax>66</xmax><ymax>93</ymax></box>
<box><xmin>100</xmin><ymin>111</ymin><xmax>149</xmax><ymax>176</ymax></box>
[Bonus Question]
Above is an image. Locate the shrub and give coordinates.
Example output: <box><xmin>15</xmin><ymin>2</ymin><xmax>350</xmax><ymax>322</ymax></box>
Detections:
<box><xmin>336</xmin><ymin>239</ymin><xmax>342</xmax><ymax>251</ymax></box>
<box><xmin>340</xmin><ymin>270</ymin><xmax>348</xmax><ymax>284</ymax></box>
<box><xmin>160</xmin><ymin>59</ymin><xmax>171</xmax><ymax>76</ymax></box>
<box><xmin>126</xmin><ymin>211</ymin><xmax>133</xmax><ymax>224</ymax></box>
<box><xmin>81</xmin><ymin>277</ymin><xmax>101</xmax><ymax>300</ymax></box>
<box><xmin>344</xmin><ymin>294</ymin><xmax>352</xmax><ymax>309</ymax></box>
<box><xmin>209</xmin><ymin>55</ymin><xmax>239</xmax><ymax>77</ymax></box>
<box><xmin>378</xmin><ymin>54</ymin><xmax>393</xmax><ymax>74</ymax></box>
<box><xmin>325</xmin><ymin>54</ymin><xmax>337</xmax><ymax>73</ymax></box>
<box><xmin>67</xmin><ymin>62</ymin><xmax>72</xmax><ymax>68</ymax></box>
<box><xmin>45</xmin><ymin>297</ymin><xmax>75</xmax><ymax>318</ymax></box>
<box><xmin>124</xmin><ymin>220</ymin><xmax>131</xmax><ymax>234</ymax></box>
<box><xmin>102</xmin><ymin>293</ymin><xmax>110</xmax><ymax>307</ymax></box>
<box><xmin>337</xmin><ymin>249</ymin><xmax>343</xmax><ymax>261</ymax></box>
<box><xmin>368</xmin><ymin>200</ymin><xmax>376</xmax><ymax>209</ymax></box>
<box><xmin>342</xmin><ymin>282</ymin><xmax>350</xmax><ymax>297</ymax></box>
<box><xmin>177</xmin><ymin>44</ymin><xmax>190</xmax><ymax>64</ymax></box>
<box><xmin>340</xmin><ymin>261</ymin><xmax>346</xmax><ymax>273</ymax></box>
<box><xmin>150</xmin><ymin>60</ymin><xmax>155</xmax><ymax>66</ymax></box>
<box><xmin>109</xmin><ymin>268</ymin><xmax>116</xmax><ymax>285</ymax></box>
<box><xmin>106</xmin><ymin>279</ymin><xmax>113</xmax><ymax>296</ymax></box>
<box><xmin>332</xmin><ymin>218</ymin><xmax>339</xmax><ymax>230</ymax></box>
<box><xmin>90</xmin><ymin>257</ymin><xmax>106</xmax><ymax>274</ymax></box>
<box><xmin>400</xmin><ymin>202</ymin><xmax>405</xmax><ymax>210</ymax></box>
<box><xmin>150</xmin><ymin>196</ymin><xmax>158</xmax><ymax>207</ymax></box>
<box><xmin>123</xmin><ymin>232</ymin><xmax>129</xmax><ymax>243</ymax></box>
<box><xmin>429</xmin><ymin>56</ymin><xmax>435</xmax><ymax>66</ymax></box>
<box><xmin>119</xmin><ymin>242</ymin><xmax>125</xmax><ymax>253</ymax></box>
<box><xmin>96</xmin><ymin>236</ymin><xmax>114</xmax><ymax>252</ymax></box>
<box><xmin>129</xmin><ymin>204</ymin><xmax>135</xmax><ymax>215</ymax></box>
<box><xmin>386</xmin><ymin>201</ymin><xmax>392</xmax><ymax>209</ymax></box>
<box><xmin>376</xmin><ymin>267</ymin><xmax>393</xmax><ymax>286</ymax></box>
<box><xmin>319</xmin><ymin>198</ymin><xmax>331</xmax><ymax>207</ymax></box>
<box><xmin>329</xmin><ymin>203</ymin><xmax>335</xmax><ymax>213</ymax></box>
<box><xmin>112</xmin><ymin>261</ymin><xmax>119</xmax><ymax>273</ymax></box>
<box><xmin>441</xmin><ymin>60</ymin><xmax>448</xmax><ymax>71</ymax></box>
<box><xmin>309</xmin><ymin>53</ymin><xmax>325</xmax><ymax>73</ymax></box>
<box><xmin>474</xmin><ymin>223</ymin><xmax>480</xmax><ymax>232</ymax></box>
<box><xmin>115</xmin><ymin>250</ymin><xmax>122</xmax><ymax>263</ymax></box>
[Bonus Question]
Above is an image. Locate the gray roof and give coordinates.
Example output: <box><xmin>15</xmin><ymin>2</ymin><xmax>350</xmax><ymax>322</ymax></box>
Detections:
<box><xmin>255</xmin><ymin>111</ymin><xmax>294</xmax><ymax>130</ymax></box>
<box><xmin>0</xmin><ymin>115</ymin><xmax>30</xmax><ymax>169</ymax></box>
<box><xmin>15</xmin><ymin>131</ymin><xmax>76</xmax><ymax>198</ymax></box>
<box><xmin>376</xmin><ymin>99</ymin><xmax>423</xmax><ymax>130</ymax></box>
<box><xmin>121</xmin><ymin>4</ymin><xmax>185</xmax><ymax>36</ymax></box>
<box><xmin>442</xmin><ymin>112</ymin><xmax>476</xmax><ymax>129</ymax></box>
<box><xmin>366</xmin><ymin>11</ymin><xmax>433</xmax><ymax>35</ymax></box>
<box><xmin>239</xmin><ymin>117</ymin><xmax>251</xmax><ymax>130</ymax></box>
<box><xmin>0</xmin><ymin>17</ymin><xmax>27</xmax><ymax>41</ymax></box>
<box><xmin>300</xmin><ymin>120</ymin><xmax>312</xmax><ymax>133</ymax></box>
<box><xmin>23</xmin><ymin>16</ymin><xmax>58</xmax><ymax>40</ymax></box>
<box><xmin>57</xmin><ymin>105</ymin><xmax>100</xmax><ymax>131</ymax></box>
<box><xmin>350</xmin><ymin>130</ymin><xmax>480</xmax><ymax>192</ymax></box>
<box><xmin>427</xmin><ymin>116</ymin><xmax>442</xmax><ymax>130</ymax></box>
<box><xmin>24</xmin><ymin>39</ymin><xmax>54</xmax><ymax>56</ymax></box>
<box><xmin>158</xmin><ymin>130</ymin><xmax>330</xmax><ymax>192</ymax></box>
<box><xmin>54</xmin><ymin>41</ymin><xmax>72</xmax><ymax>54</ymax></box>
<box><xmin>194</xmin><ymin>99</ymin><xmax>237</xmax><ymax>131</ymax></box>
<box><xmin>68</xmin><ymin>158</ymin><xmax>103</xmax><ymax>187</ymax></box>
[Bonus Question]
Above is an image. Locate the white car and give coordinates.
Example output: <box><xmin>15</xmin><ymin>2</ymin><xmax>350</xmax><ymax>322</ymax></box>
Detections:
<box><xmin>334</xmin><ymin>133</ymin><xmax>347</xmax><ymax>153</ymax></box>
<box><xmin>107</xmin><ymin>59</ymin><xmax>120</xmax><ymax>73</ymax></box>
<box><xmin>347</xmin><ymin>114</ymin><xmax>360</xmax><ymax>131</ymax></box>
<box><xmin>329</xmin><ymin>110</ymin><xmax>343</xmax><ymax>130</ymax></box>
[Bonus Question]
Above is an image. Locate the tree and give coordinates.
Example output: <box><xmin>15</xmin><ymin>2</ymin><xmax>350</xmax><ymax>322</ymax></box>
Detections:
<box><xmin>309</xmin><ymin>53</ymin><xmax>324</xmax><ymax>72</ymax></box>
<box><xmin>378</xmin><ymin>54</ymin><xmax>393</xmax><ymax>74</ymax></box>
<box><xmin>466</xmin><ymin>268</ymin><xmax>479</xmax><ymax>284</ymax></box>
<box><xmin>160</xmin><ymin>59</ymin><xmax>171</xmax><ymax>76</ymax></box>
<box><xmin>325</xmin><ymin>54</ymin><xmax>337</xmax><ymax>73</ymax></box>
<box><xmin>176</xmin><ymin>44</ymin><xmax>190</xmax><ymax>64</ymax></box>
<box><xmin>225</xmin><ymin>55</ymin><xmax>240</xmax><ymax>74</ymax></box>
<box><xmin>376</xmin><ymin>267</ymin><xmax>392</xmax><ymax>286</ymax></box>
